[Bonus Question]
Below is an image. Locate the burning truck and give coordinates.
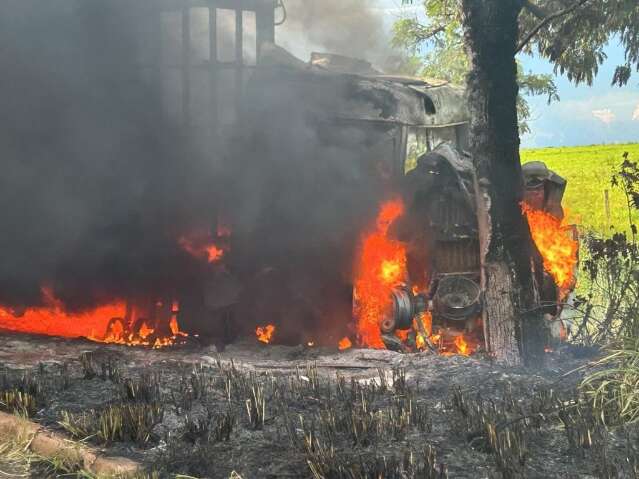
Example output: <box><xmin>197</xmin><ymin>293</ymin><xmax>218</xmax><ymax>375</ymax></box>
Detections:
<box><xmin>0</xmin><ymin>36</ymin><xmax>578</xmax><ymax>355</ymax></box>
<box><xmin>232</xmin><ymin>44</ymin><xmax>579</xmax><ymax>354</ymax></box>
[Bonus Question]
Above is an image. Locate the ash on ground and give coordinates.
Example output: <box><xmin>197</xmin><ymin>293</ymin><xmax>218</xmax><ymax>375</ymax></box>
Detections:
<box><xmin>0</xmin><ymin>333</ymin><xmax>630</xmax><ymax>479</ymax></box>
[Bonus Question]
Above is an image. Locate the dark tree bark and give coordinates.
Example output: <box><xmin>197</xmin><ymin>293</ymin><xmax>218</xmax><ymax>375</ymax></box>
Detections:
<box><xmin>462</xmin><ymin>0</ymin><xmax>545</xmax><ymax>365</ymax></box>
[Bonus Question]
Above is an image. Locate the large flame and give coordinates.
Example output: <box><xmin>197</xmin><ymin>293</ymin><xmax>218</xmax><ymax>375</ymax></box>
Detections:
<box><xmin>352</xmin><ymin>199</ymin><xmax>478</xmax><ymax>355</ymax></box>
<box><xmin>353</xmin><ymin>199</ymin><xmax>407</xmax><ymax>349</ymax></box>
<box><xmin>0</xmin><ymin>288</ymin><xmax>186</xmax><ymax>348</ymax></box>
<box><xmin>523</xmin><ymin>203</ymin><xmax>578</xmax><ymax>291</ymax></box>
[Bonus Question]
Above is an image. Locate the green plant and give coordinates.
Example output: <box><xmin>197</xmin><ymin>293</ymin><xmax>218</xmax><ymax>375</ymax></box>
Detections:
<box><xmin>581</xmin><ymin>337</ymin><xmax>639</xmax><ymax>425</ymax></box>
<box><xmin>569</xmin><ymin>153</ymin><xmax>639</xmax><ymax>344</ymax></box>
<box><xmin>59</xmin><ymin>401</ymin><xmax>164</xmax><ymax>445</ymax></box>
<box><xmin>0</xmin><ymin>389</ymin><xmax>37</xmax><ymax>417</ymax></box>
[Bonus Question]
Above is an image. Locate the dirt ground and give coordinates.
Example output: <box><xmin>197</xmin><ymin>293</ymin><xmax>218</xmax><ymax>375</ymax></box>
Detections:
<box><xmin>0</xmin><ymin>332</ymin><xmax>633</xmax><ymax>479</ymax></box>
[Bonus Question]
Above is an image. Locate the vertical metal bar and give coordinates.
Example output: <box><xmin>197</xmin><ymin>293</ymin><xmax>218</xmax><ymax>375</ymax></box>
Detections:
<box><xmin>235</xmin><ymin>9</ymin><xmax>244</xmax><ymax>117</ymax></box>
<box><xmin>397</xmin><ymin>126</ymin><xmax>409</xmax><ymax>175</ymax></box>
<box><xmin>256</xmin><ymin>1</ymin><xmax>275</xmax><ymax>59</ymax></box>
<box><xmin>209</xmin><ymin>7</ymin><xmax>218</xmax><ymax>137</ymax></box>
<box><xmin>182</xmin><ymin>7</ymin><xmax>191</xmax><ymax>127</ymax></box>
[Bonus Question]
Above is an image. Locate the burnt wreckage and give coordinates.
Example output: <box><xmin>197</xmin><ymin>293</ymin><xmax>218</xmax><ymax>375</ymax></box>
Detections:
<box><xmin>383</xmin><ymin>147</ymin><xmax>570</xmax><ymax>347</ymax></box>
<box><xmin>230</xmin><ymin>44</ymin><xmax>573</xmax><ymax>348</ymax></box>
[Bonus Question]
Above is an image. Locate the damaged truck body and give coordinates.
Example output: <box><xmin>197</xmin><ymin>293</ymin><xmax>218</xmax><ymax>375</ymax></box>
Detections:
<box><xmin>226</xmin><ymin>44</ymin><xmax>574</xmax><ymax>351</ymax></box>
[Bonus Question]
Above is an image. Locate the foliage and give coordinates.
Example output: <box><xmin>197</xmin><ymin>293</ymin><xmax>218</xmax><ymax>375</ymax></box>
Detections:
<box><xmin>398</xmin><ymin>0</ymin><xmax>639</xmax><ymax>88</ymax></box>
<box><xmin>0</xmin><ymin>365</ymin><xmax>66</xmax><ymax>418</ymax></box>
<box><xmin>517</xmin><ymin>64</ymin><xmax>560</xmax><ymax>134</ymax></box>
<box><xmin>394</xmin><ymin>1</ymin><xmax>559</xmax><ymax>134</ymax></box>
<box><xmin>517</xmin><ymin>0</ymin><xmax>639</xmax><ymax>87</ymax></box>
<box><xmin>578</xmin><ymin>230</ymin><xmax>639</xmax><ymax>342</ymax></box>
<box><xmin>59</xmin><ymin>401</ymin><xmax>164</xmax><ymax>445</ymax></box>
<box><xmin>0</xmin><ymin>389</ymin><xmax>37</xmax><ymax>417</ymax></box>
<box><xmin>578</xmin><ymin>154</ymin><xmax>639</xmax><ymax>429</ymax></box>
<box><xmin>558</xmin><ymin>152</ymin><xmax>639</xmax><ymax>345</ymax></box>
<box><xmin>392</xmin><ymin>3</ymin><xmax>467</xmax><ymax>83</ymax></box>
<box><xmin>582</xmin><ymin>336</ymin><xmax>639</xmax><ymax>425</ymax></box>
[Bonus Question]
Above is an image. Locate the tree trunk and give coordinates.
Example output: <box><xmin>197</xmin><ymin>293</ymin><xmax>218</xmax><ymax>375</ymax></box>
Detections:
<box><xmin>462</xmin><ymin>0</ymin><xmax>545</xmax><ymax>365</ymax></box>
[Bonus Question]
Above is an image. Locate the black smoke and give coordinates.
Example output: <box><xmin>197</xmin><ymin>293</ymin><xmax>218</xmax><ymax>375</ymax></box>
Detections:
<box><xmin>224</xmin><ymin>68</ymin><xmax>395</xmax><ymax>343</ymax></box>
<box><xmin>0</xmin><ymin>1</ymin><xmax>216</xmax><ymax>310</ymax></box>
<box><xmin>0</xmin><ymin>1</ymin><xmax>393</xmax><ymax>345</ymax></box>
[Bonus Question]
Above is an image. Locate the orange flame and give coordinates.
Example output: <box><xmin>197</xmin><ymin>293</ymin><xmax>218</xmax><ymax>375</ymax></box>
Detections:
<box><xmin>414</xmin><ymin>313</ymin><xmax>432</xmax><ymax>351</ymax></box>
<box><xmin>256</xmin><ymin>324</ymin><xmax>275</xmax><ymax>344</ymax></box>
<box><xmin>138</xmin><ymin>322</ymin><xmax>154</xmax><ymax>340</ymax></box>
<box><xmin>205</xmin><ymin>244</ymin><xmax>225</xmax><ymax>263</ymax></box>
<box><xmin>353</xmin><ymin>199</ymin><xmax>407</xmax><ymax>349</ymax></box>
<box><xmin>454</xmin><ymin>335</ymin><xmax>470</xmax><ymax>356</ymax></box>
<box><xmin>0</xmin><ymin>288</ymin><xmax>186</xmax><ymax>349</ymax></box>
<box><xmin>338</xmin><ymin>337</ymin><xmax>353</xmax><ymax>350</ymax></box>
<box><xmin>523</xmin><ymin>203</ymin><xmax>578</xmax><ymax>291</ymax></box>
<box><xmin>395</xmin><ymin>329</ymin><xmax>411</xmax><ymax>342</ymax></box>
<box><xmin>169</xmin><ymin>316</ymin><xmax>180</xmax><ymax>336</ymax></box>
<box><xmin>179</xmin><ymin>235</ymin><xmax>225</xmax><ymax>264</ymax></box>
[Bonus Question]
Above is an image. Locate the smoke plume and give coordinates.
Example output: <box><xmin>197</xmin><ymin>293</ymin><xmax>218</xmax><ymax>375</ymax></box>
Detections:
<box><xmin>276</xmin><ymin>0</ymin><xmax>398</xmax><ymax>71</ymax></box>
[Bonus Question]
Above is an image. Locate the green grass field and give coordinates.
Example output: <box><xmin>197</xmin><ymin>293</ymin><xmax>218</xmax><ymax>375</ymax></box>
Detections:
<box><xmin>521</xmin><ymin>143</ymin><xmax>639</xmax><ymax>233</ymax></box>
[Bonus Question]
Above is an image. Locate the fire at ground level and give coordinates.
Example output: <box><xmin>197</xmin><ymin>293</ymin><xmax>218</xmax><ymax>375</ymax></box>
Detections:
<box><xmin>0</xmin><ymin>193</ymin><xmax>577</xmax><ymax>357</ymax></box>
<box><xmin>0</xmin><ymin>189</ymin><xmax>578</xmax><ymax>357</ymax></box>
<box><xmin>0</xmin><ymin>333</ymin><xmax>622</xmax><ymax>479</ymax></box>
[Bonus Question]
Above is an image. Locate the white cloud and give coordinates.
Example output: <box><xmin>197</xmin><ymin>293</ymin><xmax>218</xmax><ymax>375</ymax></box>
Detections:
<box><xmin>546</xmin><ymin>90</ymin><xmax>639</xmax><ymax>121</ymax></box>
<box><xmin>633</xmin><ymin>103</ymin><xmax>639</xmax><ymax>121</ymax></box>
<box><xmin>592</xmin><ymin>109</ymin><xmax>616</xmax><ymax>124</ymax></box>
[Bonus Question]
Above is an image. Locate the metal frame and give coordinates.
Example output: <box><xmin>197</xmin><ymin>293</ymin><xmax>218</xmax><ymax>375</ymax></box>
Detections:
<box><xmin>135</xmin><ymin>0</ymin><xmax>274</xmax><ymax>135</ymax></box>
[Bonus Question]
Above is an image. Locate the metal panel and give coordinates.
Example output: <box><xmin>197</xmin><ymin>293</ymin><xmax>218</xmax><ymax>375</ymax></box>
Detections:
<box><xmin>128</xmin><ymin>0</ymin><xmax>274</xmax><ymax>135</ymax></box>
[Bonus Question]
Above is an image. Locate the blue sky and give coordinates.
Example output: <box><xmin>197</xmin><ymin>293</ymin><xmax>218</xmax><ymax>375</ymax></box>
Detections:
<box><xmin>375</xmin><ymin>0</ymin><xmax>639</xmax><ymax>148</ymax></box>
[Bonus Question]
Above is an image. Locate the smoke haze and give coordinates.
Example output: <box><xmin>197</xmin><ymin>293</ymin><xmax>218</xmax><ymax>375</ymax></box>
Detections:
<box><xmin>276</xmin><ymin>0</ymin><xmax>398</xmax><ymax>71</ymax></box>
<box><xmin>0</xmin><ymin>0</ymin><xmax>397</xmax><ymax>344</ymax></box>
<box><xmin>0</xmin><ymin>1</ymin><xmax>216</xmax><ymax>310</ymax></box>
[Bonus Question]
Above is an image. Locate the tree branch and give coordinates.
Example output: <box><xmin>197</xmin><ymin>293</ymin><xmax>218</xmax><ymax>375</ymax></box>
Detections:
<box><xmin>419</xmin><ymin>23</ymin><xmax>448</xmax><ymax>41</ymax></box>
<box><xmin>521</xmin><ymin>0</ymin><xmax>548</xmax><ymax>20</ymax></box>
<box><xmin>516</xmin><ymin>0</ymin><xmax>592</xmax><ymax>54</ymax></box>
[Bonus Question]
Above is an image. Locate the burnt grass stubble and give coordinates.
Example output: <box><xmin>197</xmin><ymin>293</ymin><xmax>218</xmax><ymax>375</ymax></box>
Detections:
<box><xmin>0</xmin><ymin>346</ymin><xmax>638</xmax><ymax>478</ymax></box>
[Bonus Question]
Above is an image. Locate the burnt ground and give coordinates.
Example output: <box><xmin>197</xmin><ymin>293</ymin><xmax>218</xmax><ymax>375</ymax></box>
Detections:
<box><xmin>0</xmin><ymin>332</ymin><xmax>634</xmax><ymax>479</ymax></box>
